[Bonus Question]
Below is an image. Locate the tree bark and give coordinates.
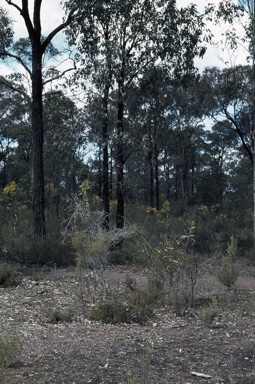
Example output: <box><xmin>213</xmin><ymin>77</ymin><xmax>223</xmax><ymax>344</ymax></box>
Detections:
<box><xmin>4</xmin><ymin>0</ymin><xmax>73</xmax><ymax>237</ymax></box>
<box><xmin>30</xmin><ymin>0</ymin><xmax>46</xmax><ymax>236</ymax></box>
<box><xmin>252</xmin><ymin>0</ymin><xmax>255</xmax><ymax>249</ymax></box>
<box><xmin>154</xmin><ymin>141</ymin><xmax>160</xmax><ymax>211</ymax></box>
<box><xmin>148</xmin><ymin>148</ymin><xmax>154</xmax><ymax>208</ymax></box>
<box><xmin>116</xmin><ymin>78</ymin><xmax>125</xmax><ymax>229</ymax></box>
<box><xmin>102</xmin><ymin>85</ymin><xmax>110</xmax><ymax>230</ymax></box>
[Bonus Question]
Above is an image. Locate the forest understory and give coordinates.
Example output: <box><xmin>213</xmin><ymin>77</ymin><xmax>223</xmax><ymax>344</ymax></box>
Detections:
<box><xmin>0</xmin><ymin>262</ymin><xmax>254</xmax><ymax>384</ymax></box>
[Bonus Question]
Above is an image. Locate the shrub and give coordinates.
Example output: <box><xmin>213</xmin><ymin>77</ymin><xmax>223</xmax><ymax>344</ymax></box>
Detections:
<box><xmin>88</xmin><ymin>279</ymin><xmax>162</xmax><ymax>325</ymax></box>
<box><xmin>88</xmin><ymin>300</ymin><xmax>129</xmax><ymax>324</ymax></box>
<box><xmin>0</xmin><ymin>266</ymin><xmax>16</xmax><ymax>288</ymax></box>
<box><xmin>0</xmin><ymin>207</ymin><xmax>74</xmax><ymax>267</ymax></box>
<box><xmin>62</xmin><ymin>196</ymin><xmax>140</xmax><ymax>301</ymax></box>
<box><xmin>170</xmin><ymin>289</ymin><xmax>191</xmax><ymax>316</ymax></box>
<box><xmin>154</xmin><ymin>220</ymin><xmax>199</xmax><ymax>310</ymax></box>
<box><xmin>200</xmin><ymin>296</ymin><xmax>219</xmax><ymax>327</ymax></box>
<box><xmin>40</xmin><ymin>302</ymin><xmax>74</xmax><ymax>323</ymax></box>
<box><xmin>217</xmin><ymin>235</ymin><xmax>239</xmax><ymax>289</ymax></box>
<box><xmin>88</xmin><ymin>299</ymin><xmax>155</xmax><ymax>325</ymax></box>
<box><xmin>0</xmin><ymin>334</ymin><xmax>21</xmax><ymax>369</ymax></box>
<box><xmin>126</xmin><ymin>278</ymin><xmax>163</xmax><ymax>308</ymax></box>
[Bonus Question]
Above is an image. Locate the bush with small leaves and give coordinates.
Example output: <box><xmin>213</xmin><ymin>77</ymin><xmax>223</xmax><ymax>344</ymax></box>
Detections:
<box><xmin>88</xmin><ymin>279</ymin><xmax>162</xmax><ymax>325</ymax></box>
<box><xmin>88</xmin><ymin>300</ymin><xmax>130</xmax><ymax>324</ymax></box>
<box><xmin>0</xmin><ymin>334</ymin><xmax>21</xmax><ymax>369</ymax></box>
<box><xmin>40</xmin><ymin>302</ymin><xmax>74</xmax><ymax>323</ymax></box>
<box><xmin>200</xmin><ymin>305</ymin><xmax>219</xmax><ymax>327</ymax></box>
<box><xmin>218</xmin><ymin>235</ymin><xmax>239</xmax><ymax>289</ymax></box>
<box><xmin>88</xmin><ymin>299</ymin><xmax>155</xmax><ymax>325</ymax></box>
<box><xmin>126</xmin><ymin>278</ymin><xmax>163</xmax><ymax>308</ymax></box>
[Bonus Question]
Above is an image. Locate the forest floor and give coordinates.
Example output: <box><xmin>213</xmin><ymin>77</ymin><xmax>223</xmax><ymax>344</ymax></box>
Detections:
<box><xmin>0</xmin><ymin>260</ymin><xmax>255</xmax><ymax>384</ymax></box>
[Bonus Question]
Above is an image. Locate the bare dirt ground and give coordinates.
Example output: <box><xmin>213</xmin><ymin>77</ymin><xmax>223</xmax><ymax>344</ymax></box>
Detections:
<box><xmin>0</xmin><ymin>261</ymin><xmax>255</xmax><ymax>384</ymax></box>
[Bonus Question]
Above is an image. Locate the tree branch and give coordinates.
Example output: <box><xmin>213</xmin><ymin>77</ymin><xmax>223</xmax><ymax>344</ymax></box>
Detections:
<box><xmin>0</xmin><ymin>50</ymin><xmax>32</xmax><ymax>76</ymax></box>
<box><xmin>41</xmin><ymin>10</ymin><xmax>74</xmax><ymax>54</ymax></box>
<box><xmin>5</xmin><ymin>0</ymin><xmax>22</xmax><ymax>14</ymax></box>
<box><xmin>43</xmin><ymin>63</ymin><xmax>76</xmax><ymax>86</ymax></box>
<box><xmin>0</xmin><ymin>75</ymin><xmax>31</xmax><ymax>103</ymax></box>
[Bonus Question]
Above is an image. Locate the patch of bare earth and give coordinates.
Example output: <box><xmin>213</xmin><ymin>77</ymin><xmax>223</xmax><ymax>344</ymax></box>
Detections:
<box><xmin>0</xmin><ymin>262</ymin><xmax>255</xmax><ymax>383</ymax></box>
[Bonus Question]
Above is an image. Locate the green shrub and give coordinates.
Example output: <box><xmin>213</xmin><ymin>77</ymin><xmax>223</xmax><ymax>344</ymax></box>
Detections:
<box><xmin>88</xmin><ymin>299</ymin><xmax>155</xmax><ymax>325</ymax></box>
<box><xmin>2</xmin><ymin>235</ymin><xmax>74</xmax><ymax>267</ymax></box>
<box><xmin>88</xmin><ymin>300</ymin><xmax>129</xmax><ymax>324</ymax></box>
<box><xmin>217</xmin><ymin>235</ymin><xmax>239</xmax><ymax>289</ymax></box>
<box><xmin>126</xmin><ymin>278</ymin><xmax>163</xmax><ymax>308</ymax></box>
<box><xmin>0</xmin><ymin>334</ymin><xmax>21</xmax><ymax>369</ymax></box>
<box><xmin>40</xmin><ymin>302</ymin><xmax>74</xmax><ymax>323</ymax></box>
<box><xmin>0</xmin><ymin>206</ymin><xmax>74</xmax><ymax>267</ymax></box>
<box><xmin>0</xmin><ymin>266</ymin><xmax>16</xmax><ymax>288</ymax></box>
<box><xmin>170</xmin><ymin>289</ymin><xmax>191</xmax><ymax>316</ymax></box>
<box><xmin>89</xmin><ymin>278</ymin><xmax>162</xmax><ymax>325</ymax></box>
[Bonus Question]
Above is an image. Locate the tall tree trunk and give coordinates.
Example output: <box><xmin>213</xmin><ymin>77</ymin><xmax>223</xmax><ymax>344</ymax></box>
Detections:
<box><xmin>182</xmin><ymin>146</ymin><xmax>189</xmax><ymax>206</ymax></box>
<box><xmin>98</xmin><ymin>145</ymin><xmax>102</xmax><ymax>198</ymax></box>
<box><xmin>148</xmin><ymin>148</ymin><xmax>154</xmax><ymax>208</ymax></box>
<box><xmin>252</xmin><ymin>0</ymin><xmax>255</xmax><ymax>249</ymax></box>
<box><xmin>102</xmin><ymin>85</ymin><xmax>110</xmax><ymax>230</ymax></box>
<box><xmin>154</xmin><ymin>142</ymin><xmax>160</xmax><ymax>211</ymax></box>
<box><xmin>148</xmin><ymin>124</ymin><xmax>154</xmax><ymax>208</ymax></box>
<box><xmin>116</xmin><ymin>89</ymin><xmax>125</xmax><ymax>229</ymax></box>
<box><xmin>31</xmin><ymin>44</ymin><xmax>45</xmax><ymax>236</ymax></box>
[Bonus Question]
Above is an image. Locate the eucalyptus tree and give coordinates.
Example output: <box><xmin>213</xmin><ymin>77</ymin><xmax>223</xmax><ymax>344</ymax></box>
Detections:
<box><xmin>123</xmin><ymin>66</ymin><xmax>173</xmax><ymax>210</ymax></box>
<box><xmin>43</xmin><ymin>90</ymin><xmax>86</xmax><ymax>214</ymax></box>
<box><xmin>201</xmin><ymin>120</ymin><xmax>239</xmax><ymax>205</ymax></box>
<box><xmin>0</xmin><ymin>81</ymin><xmax>31</xmax><ymax>189</ymax></box>
<box><xmin>211</xmin><ymin>0</ymin><xmax>255</xmax><ymax>247</ymax></box>
<box><xmin>65</xmin><ymin>0</ymin><xmax>207</xmax><ymax>228</ymax></box>
<box><xmin>0</xmin><ymin>1</ymin><xmax>74</xmax><ymax>236</ymax></box>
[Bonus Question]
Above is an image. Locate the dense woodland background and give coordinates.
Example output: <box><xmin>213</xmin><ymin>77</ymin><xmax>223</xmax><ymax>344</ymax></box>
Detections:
<box><xmin>0</xmin><ymin>0</ymin><xmax>254</xmax><ymax>265</ymax></box>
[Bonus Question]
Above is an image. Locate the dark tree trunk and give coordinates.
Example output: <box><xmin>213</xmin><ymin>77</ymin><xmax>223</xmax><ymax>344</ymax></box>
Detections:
<box><xmin>109</xmin><ymin>148</ymin><xmax>113</xmax><ymax>200</ymax></box>
<box><xmin>98</xmin><ymin>145</ymin><xmax>102</xmax><ymax>198</ymax></box>
<box><xmin>3</xmin><ymin>0</ymin><xmax>73</xmax><ymax>237</ymax></box>
<box><xmin>182</xmin><ymin>146</ymin><xmax>189</xmax><ymax>206</ymax></box>
<box><xmin>116</xmin><ymin>78</ymin><xmax>125</xmax><ymax>229</ymax></box>
<box><xmin>148</xmin><ymin>148</ymin><xmax>154</xmax><ymax>208</ymax></box>
<box><xmin>31</xmin><ymin>44</ymin><xmax>45</xmax><ymax>236</ymax></box>
<box><xmin>154</xmin><ymin>142</ymin><xmax>160</xmax><ymax>211</ymax></box>
<box><xmin>102</xmin><ymin>85</ymin><xmax>110</xmax><ymax>230</ymax></box>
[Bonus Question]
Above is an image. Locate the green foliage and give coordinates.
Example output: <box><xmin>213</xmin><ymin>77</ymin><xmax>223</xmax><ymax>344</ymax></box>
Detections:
<box><xmin>0</xmin><ymin>207</ymin><xmax>74</xmax><ymax>266</ymax></box>
<box><xmin>0</xmin><ymin>265</ymin><xmax>16</xmax><ymax>288</ymax></box>
<box><xmin>89</xmin><ymin>279</ymin><xmax>162</xmax><ymax>325</ymax></box>
<box><xmin>218</xmin><ymin>235</ymin><xmax>239</xmax><ymax>289</ymax></box>
<box><xmin>88</xmin><ymin>300</ymin><xmax>130</xmax><ymax>324</ymax></box>
<box><xmin>89</xmin><ymin>298</ymin><xmax>155</xmax><ymax>325</ymax></box>
<box><xmin>1</xmin><ymin>234</ymin><xmax>74</xmax><ymax>267</ymax></box>
<box><xmin>123</xmin><ymin>342</ymin><xmax>153</xmax><ymax>384</ymax></box>
<box><xmin>200</xmin><ymin>296</ymin><xmax>219</xmax><ymax>327</ymax></box>
<box><xmin>40</xmin><ymin>302</ymin><xmax>74</xmax><ymax>323</ymax></box>
<box><xmin>63</xmin><ymin>196</ymin><xmax>140</xmax><ymax>301</ymax></box>
<box><xmin>0</xmin><ymin>334</ymin><xmax>21</xmax><ymax>369</ymax></box>
<box><xmin>73</xmin><ymin>229</ymin><xmax>108</xmax><ymax>270</ymax></box>
<box><xmin>154</xmin><ymin>220</ymin><xmax>199</xmax><ymax>311</ymax></box>
<box><xmin>126</xmin><ymin>278</ymin><xmax>163</xmax><ymax>308</ymax></box>
<box><xmin>0</xmin><ymin>7</ymin><xmax>14</xmax><ymax>52</ymax></box>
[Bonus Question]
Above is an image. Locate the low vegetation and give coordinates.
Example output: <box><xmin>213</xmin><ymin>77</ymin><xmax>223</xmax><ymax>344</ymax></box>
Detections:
<box><xmin>0</xmin><ymin>334</ymin><xmax>21</xmax><ymax>369</ymax></box>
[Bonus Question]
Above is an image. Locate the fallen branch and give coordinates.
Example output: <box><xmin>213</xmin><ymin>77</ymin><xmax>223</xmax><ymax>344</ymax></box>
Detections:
<box><xmin>191</xmin><ymin>371</ymin><xmax>212</xmax><ymax>379</ymax></box>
